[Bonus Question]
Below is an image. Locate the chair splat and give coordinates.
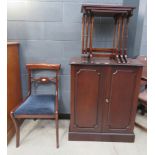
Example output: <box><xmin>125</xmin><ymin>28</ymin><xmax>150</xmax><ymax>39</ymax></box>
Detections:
<box><xmin>31</xmin><ymin>77</ymin><xmax>56</xmax><ymax>84</ymax></box>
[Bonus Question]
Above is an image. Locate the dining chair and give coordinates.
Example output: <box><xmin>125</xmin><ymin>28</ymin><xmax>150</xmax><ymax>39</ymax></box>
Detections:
<box><xmin>10</xmin><ymin>64</ymin><xmax>61</xmax><ymax>148</ymax></box>
<box><xmin>135</xmin><ymin>56</ymin><xmax>147</xmax><ymax>131</ymax></box>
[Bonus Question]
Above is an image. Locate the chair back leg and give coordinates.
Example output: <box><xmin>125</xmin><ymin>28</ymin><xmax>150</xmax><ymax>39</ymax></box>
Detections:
<box><xmin>55</xmin><ymin>114</ymin><xmax>59</xmax><ymax>148</ymax></box>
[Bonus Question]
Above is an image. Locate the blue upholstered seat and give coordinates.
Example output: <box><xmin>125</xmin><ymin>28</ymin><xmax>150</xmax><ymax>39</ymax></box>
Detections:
<box><xmin>14</xmin><ymin>95</ymin><xmax>55</xmax><ymax>116</ymax></box>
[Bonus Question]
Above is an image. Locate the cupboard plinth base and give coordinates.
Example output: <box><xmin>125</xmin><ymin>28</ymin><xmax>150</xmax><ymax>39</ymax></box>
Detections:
<box><xmin>69</xmin><ymin>131</ymin><xmax>135</xmax><ymax>142</ymax></box>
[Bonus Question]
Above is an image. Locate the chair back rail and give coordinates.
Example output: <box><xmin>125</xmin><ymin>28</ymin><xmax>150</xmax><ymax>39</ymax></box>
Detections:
<box><xmin>26</xmin><ymin>64</ymin><xmax>60</xmax><ymax>70</ymax></box>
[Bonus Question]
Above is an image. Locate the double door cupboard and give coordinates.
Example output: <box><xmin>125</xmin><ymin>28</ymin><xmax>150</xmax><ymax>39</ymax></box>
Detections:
<box><xmin>69</xmin><ymin>57</ymin><xmax>142</xmax><ymax>142</ymax></box>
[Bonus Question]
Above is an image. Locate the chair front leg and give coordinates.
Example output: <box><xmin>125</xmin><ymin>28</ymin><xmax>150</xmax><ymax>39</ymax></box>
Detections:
<box><xmin>10</xmin><ymin>112</ymin><xmax>20</xmax><ymax>147</ymax></box>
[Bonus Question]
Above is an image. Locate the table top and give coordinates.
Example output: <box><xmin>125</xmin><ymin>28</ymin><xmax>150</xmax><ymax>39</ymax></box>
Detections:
<box><xmin>81</xmin><ymin>4</ymin><xmax>135</xmax><ymax>17</ymax></box>
<box><xmin>70</xmin><ymin>57</ymin><xmax>143</xmax><ymax>67</ymax></box>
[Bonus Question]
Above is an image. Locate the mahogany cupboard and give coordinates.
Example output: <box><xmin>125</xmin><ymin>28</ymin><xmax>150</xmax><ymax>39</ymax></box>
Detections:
<box><xmin>69</xmin><ymin>57</ymin><xmax>142</xmax><ymax>142</ymax></box>
<box><xmin>7</xmin><ymin>42</ymin><xmax>22</xmax><ymax>143</ymax></box>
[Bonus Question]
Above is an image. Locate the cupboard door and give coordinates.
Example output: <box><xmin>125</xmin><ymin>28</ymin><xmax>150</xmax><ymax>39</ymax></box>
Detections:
<box><xmin>70</xmin><ymin>66</ymin><xmax>103</xmax><ymax>132</ymax></box>
<box><xmin>106</xmin><ymin>67</ymin><xmax>139</xmax><ymax>132</ymax></box>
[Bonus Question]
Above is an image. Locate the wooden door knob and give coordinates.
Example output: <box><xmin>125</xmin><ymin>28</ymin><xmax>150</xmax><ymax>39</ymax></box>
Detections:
<box><xmin>105</xmin><ymin>98</ymin><xmax>109</xmax><ymax>103</ymax></box>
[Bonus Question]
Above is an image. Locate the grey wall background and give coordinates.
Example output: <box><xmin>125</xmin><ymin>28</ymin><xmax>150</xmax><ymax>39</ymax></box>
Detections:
<box><xmin>140</xmin><ymin>3</ymin><xmax>147</xmax><ymax>55</ymax></box>
<box><xmin>7</xmin><ymin>0</ymin><xmax>146</xmax><ymax>114</ymax></box>
<box><xmin>123</xmin><ymin>0</ymin><xmax>147</xmax><ymax>57</ymax></box>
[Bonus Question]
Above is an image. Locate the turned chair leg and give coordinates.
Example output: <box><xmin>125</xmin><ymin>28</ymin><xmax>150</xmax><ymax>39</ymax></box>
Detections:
<box><xmin>10</xmin><ymin>112</ymin><xmax>20</xmax><ymax>147</ymax></box>
<box><xmin>55</xmin><ymin>114</ymin><xmax>59</xmax><ymax>148</ymax></box>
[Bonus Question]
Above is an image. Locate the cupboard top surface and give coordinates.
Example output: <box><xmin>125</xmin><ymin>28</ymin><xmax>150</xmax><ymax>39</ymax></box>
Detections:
<box><xmin>70</xmin><ymin>57</ymin><xmax>143</xmax><ymax>67</ymax></box>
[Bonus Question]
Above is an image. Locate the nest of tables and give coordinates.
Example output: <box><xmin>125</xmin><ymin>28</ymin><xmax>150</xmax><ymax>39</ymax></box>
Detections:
<box><xmin>81</xmin><ymin>4</ymin><xmax>135</xmax><ymax>63</ymax></box>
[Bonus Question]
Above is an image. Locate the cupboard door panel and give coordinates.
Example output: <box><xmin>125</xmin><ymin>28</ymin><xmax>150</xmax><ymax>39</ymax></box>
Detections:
<box><xmin>72</xmin><ymin>67</ymin><xmax>103</xmax><ymax>132</ymax></box>
<box><xmin>107</xmin><ymin>67</ymin><xmax>137</xmax><ymax>132</ymax></box>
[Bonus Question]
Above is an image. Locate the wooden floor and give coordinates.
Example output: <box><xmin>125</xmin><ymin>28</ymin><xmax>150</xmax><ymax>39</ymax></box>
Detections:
<box><xmin>8</xmin><ymin>114</ymin><xmax>147</xmax><ymax>155</ymax></box>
